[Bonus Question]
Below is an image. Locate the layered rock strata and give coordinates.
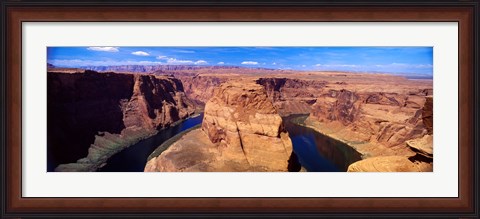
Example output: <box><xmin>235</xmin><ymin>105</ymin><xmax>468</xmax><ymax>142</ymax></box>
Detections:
<box><xmin>346</xmin><ymin>96</ymin><xmax>433</xmax><ymax>172</ymax></box>
<box><xmin>145</xmin><ymin>81</ymin><xmax>296</xmax><ymax>172</ymax></box>
<box><xmin>48</xmin><ymin>70</ymin><xmax>195</xmax><ymax>171</ymax></box>
<box><xmin>307</xmin><ymin>90</ymin><xmax>429</xmax><ymax>151</ymax></box>
<box><xmin>256</xmin><ymin>78</ymin><xmax>326</xmax><ymax>116</ymax></box>
<box><xmin>178</xmin><ymin>75</ymin><xmax>228</xmax><ymax>106</ymax></box>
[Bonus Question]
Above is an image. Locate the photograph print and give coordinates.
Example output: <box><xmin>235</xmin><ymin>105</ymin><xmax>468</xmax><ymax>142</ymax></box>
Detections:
<box><xmin>47</xmin><ymin>47</ymin><xmax>433</xmax><ymax>172</ymax></box>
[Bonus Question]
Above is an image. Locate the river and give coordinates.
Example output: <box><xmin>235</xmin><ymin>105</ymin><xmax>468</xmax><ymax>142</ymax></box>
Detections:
<box><xmin>283</xmin><ymin>115</ymin><xmax>362</xmax><ymax>172</ymax></box>
<box><xmin>97</xmin><ymin>114</ymin><xmax>204</xmax><ymax>172</ymax></box>
<box><xmin>98</xmin><ymin>114</ymin><xmax>361</xmax><ymax>172</ymax></box>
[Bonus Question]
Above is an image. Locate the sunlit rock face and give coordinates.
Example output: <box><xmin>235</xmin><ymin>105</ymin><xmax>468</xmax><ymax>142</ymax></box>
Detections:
<box><xmin>256</xmin><ymin>77</ymin><xmax>326</xmax><ymax>116</ymax></box>
<box><xmin>146</xmin><ymin>80</ymin><xmax>296</xmax><ymax>172</ymax></box>
<box><xmin>202</xmin><ymin>81</ymin><xmax>294</xmax><ymax>171</ymax></box>
<box><xmin>179</xmin><ymin>75</ymin><xmax>228</xmax><ymax>106</ymax></box>
<box><xmin>346</xmin><ymin>96</ymin><xmax>433</xmax><ymax>172</ymax></box>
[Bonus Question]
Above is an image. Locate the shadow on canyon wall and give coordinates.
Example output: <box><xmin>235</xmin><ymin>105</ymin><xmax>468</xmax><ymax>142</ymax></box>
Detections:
<box><xmin>47</xmin><ymin>71</ymin><xmax>134</xmax><ymax>171</ymax></box>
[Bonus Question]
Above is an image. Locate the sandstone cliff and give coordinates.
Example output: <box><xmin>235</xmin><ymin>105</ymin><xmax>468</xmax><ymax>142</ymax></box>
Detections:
<box><xmin>145</xmin><ymin>81</ymin><xmax>296</xmax><ymax>172</ymax></box>
<box><xmin>308</xmin><ymin>89</ymin><xmax>429</xmax><ymax>150</ymax></box>
<box><xmin>178</xmin><ymin>75</ymin><xmax>228</xmax><ymax>106</ymax></box>
<box><xmin>48</xmin><ymin>70</ymin><xmax>195</xmax><ymax>171</ymax></box>
<box><xmin>256</xmin><ymin>78</ymin><xmax>326</xmax><ymax>116</ymax></box>
<box><xmin>346</xmin><ymin>96</ymin><xmax>433</xmax><ymax>172</ymax></box>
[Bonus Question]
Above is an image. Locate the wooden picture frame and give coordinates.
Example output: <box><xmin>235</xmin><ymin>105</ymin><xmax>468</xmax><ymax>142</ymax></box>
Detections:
<box><xmin>1</xmin><ymin>0</ymin><xmax>478</xmax><ymax>217</ymax></box>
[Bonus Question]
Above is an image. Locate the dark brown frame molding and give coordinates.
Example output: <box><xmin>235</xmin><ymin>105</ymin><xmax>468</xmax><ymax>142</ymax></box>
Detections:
<box><xmin>1</xmin><ymin>1</ymin><xmax>478</xmax><ymax>218</ymax></box>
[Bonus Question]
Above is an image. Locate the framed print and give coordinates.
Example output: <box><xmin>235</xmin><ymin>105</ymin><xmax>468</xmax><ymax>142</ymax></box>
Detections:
<box><xmin>1</xmin><ymin>0</ymin><xmax>478</xmax><ymax>218</ymax></box>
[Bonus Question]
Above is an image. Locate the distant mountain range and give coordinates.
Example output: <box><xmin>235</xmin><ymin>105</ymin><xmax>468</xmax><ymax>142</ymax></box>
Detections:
<box><xmin>46</xmin><ymin>63</ymin><xmax>432</xmax><ymax>79</ymax></box>
<box><xmin>82</xmin><ymin>65</ymin><xmax>246</xmax><ymax>73</ymax></box>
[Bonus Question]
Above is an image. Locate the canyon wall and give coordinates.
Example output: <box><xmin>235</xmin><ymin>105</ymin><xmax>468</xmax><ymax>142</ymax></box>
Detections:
<box><xmin>145</xmin><ymin>81</ymin><xmax>297</xmax><ymax>172</ymax></box>
<box><xmin>308</xmin><ymin>89</ymin><xmax>431</xmax><ymax>150</ymax></box>
<box><xmin>347</xmin><ymin>96</ymin><xmax>433</xmax><ymax>171</ymax></box>
<box><xmin>256</xmin><ymin>78</ymin><xmax>326</xmax><ymax>116</ymax></box>
<box><xmin>177</xmin><ymin>75</ymin><xmax>228</xmax><ymax>106</ymax></box>
<box><xmin>254</xmin><ymin>75</ymin><xmax>432</xmax><ymax>155</ymax></box>
<box><xmin>176</xmin><ymin>76</ymin><xmax>329</xmax><ymax>116</ymax></box>
<box><xmin>48</xmin><ymin>70</ymin><xmax>195</xmax><ymax>171</ymax></box>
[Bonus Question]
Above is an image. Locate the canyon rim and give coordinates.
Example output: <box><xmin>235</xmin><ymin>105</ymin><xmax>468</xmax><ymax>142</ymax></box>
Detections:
<box><xmin>47</xmin><ymin>46</ymin><xmax>433</xmax><ymax>172</ymax></box>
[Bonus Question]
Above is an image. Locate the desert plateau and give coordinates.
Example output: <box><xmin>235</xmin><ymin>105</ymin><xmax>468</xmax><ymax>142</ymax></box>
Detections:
<box><xmin>47</xmin><ymin>47</ymin><xmax>433</xmax><ymax>172</ymax></box>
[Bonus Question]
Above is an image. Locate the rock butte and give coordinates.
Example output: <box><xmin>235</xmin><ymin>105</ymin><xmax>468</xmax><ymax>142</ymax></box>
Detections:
<box><xmin>48</xmin><ymin>70</ymin><xmax>195</xmax><ymax>171</ymax></box>
<box><xmin>145</xmin><ymin>80</ymin><xmax>296</xmax><ymax>172</ymax></box>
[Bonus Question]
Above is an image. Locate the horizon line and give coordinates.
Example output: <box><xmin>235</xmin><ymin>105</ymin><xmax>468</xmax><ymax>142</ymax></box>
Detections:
<box><xmin>47</xmin><ymin>63</ymin><xmax>433</xmax><ymax>78</ymax></box>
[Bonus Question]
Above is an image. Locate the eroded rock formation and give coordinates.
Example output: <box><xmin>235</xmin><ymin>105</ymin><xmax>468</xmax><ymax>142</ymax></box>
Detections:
<box><xmin>178</xmin><ymin>75</ymin><xmax>228</xmax><ymax>106</ymax></box>
<box><xmin>256</xmin><ymin>78</ymin><xmax>326</xmax><ymax>116</ymax></box>
<box><xmin>346</xmin><ymin>96</ymin><xmax>433</xmax><ymax>172</ymax></box>
<box><xmin>308</xmin><ymin>90</ymin><xmax>429</xmax><ymax>150</ymax></box>
<box><xmin>48</xmin><ymin>70</ymin><xmax>195</xmax><ymax>171</ymax></box>
<box><xmin>145</xmin><ymin>81</ymin><xmax>296</xmax><ymax>172</ymax></box>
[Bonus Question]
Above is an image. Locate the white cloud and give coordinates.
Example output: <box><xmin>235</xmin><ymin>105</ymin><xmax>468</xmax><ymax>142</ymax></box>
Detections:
<box><xmin>272</xmin><ymin>62</ymin><xmax>277</xmax><ymax>65</ymax></box>
<box><xmin>165</xmin><ymin>58</ymin><xmax>194</xmax><ymax>65</ymax></box>
<box><xmin>131</xmin><ymin>51</ymin><xmax>150</xmax><ymax>56</ymax></box>
<box><xmin>157</xmin><ymin>56</ymin><xmax>192</xmax><ymax>64</ymax></box>
<box><xmin>217</xmin><ymin>62</ymin><xmax>225</xmax><ymax>65</ymax></box>
<box><xmin>194</xmin><ymin>60</ymin><xmax>208</xmax><ymax>65</ymax></box>
<box><xmin>157</xmin><ymin>56</ymin><xmax>208</xmax><ymax>65</ymax></box>
<box><xmin>87</xmin><ymin>47</ymin><xmax>119</xmax><ymax>52</ymax></box>
<box><xmin>241</xmin><ymin>61</ymin><xmax>258</xmax><ymax>65</ymax></box>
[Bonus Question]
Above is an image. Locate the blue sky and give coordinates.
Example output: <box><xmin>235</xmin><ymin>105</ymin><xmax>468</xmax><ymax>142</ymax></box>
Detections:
<box><xmin>47</xmin><ymin>47</ymin><xmax>433</xmax><ymax>76</ymax></box>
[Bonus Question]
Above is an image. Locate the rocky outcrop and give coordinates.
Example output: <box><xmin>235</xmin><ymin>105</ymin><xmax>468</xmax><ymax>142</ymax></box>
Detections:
<box><xmin>48</xmin><ymin>70</ymin><xmax>195</xmax><ymax>171</ymax></box>
<box><xmin>311</xmin><ymin>89</ymin><xmax>361</xmax><ymax>125</ymax></box>
<box><xmin>178</xmin><ymin>75</ymin><xmax>228</xmax><ymax>106</ymax></box>
<box><xmin>202</xmin><ymin>81</ymin><xmax>294</xmax><ymax>171</ymax></box>
<box><xmin>346</xmin><ymin>96</ymin><xmax>433</xmax><ymax>172</ymax></box>
<box><xmin>405</xmin><ymin>96</ymin><xmax>433</xmax><ymax>161</ymax></box>
<box><xmin>406</xmin><ymin>134</ymin><xmax>433</xmax><ymax>159</ymax></box>
<box><xmin>308</xmin><ymin>90</ymin><xmax>429</xmax><ymax>151</ymax></box>
<box><xmin>422</xmin><ymin>96</ymin><xmax>433</xmax><ymax>134</ymax></box>
<box><xmin>145</xmin><ymin>81</ymin><xmax>296</xmax><ymax>172</ymax></box>
<box><xmin>347</xmin><ymin>156</ymin><xmax>432</xmax><ymax>172</ymax></box>
<box><xmin>122</xmin><ymin>74</ymin><xmax>194</xmax><ymax>128</ymax></box>
<box><xmin>256</xmin><ymin>78</ymin><xmax>326</xmax><ymax>116</ymax></box>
